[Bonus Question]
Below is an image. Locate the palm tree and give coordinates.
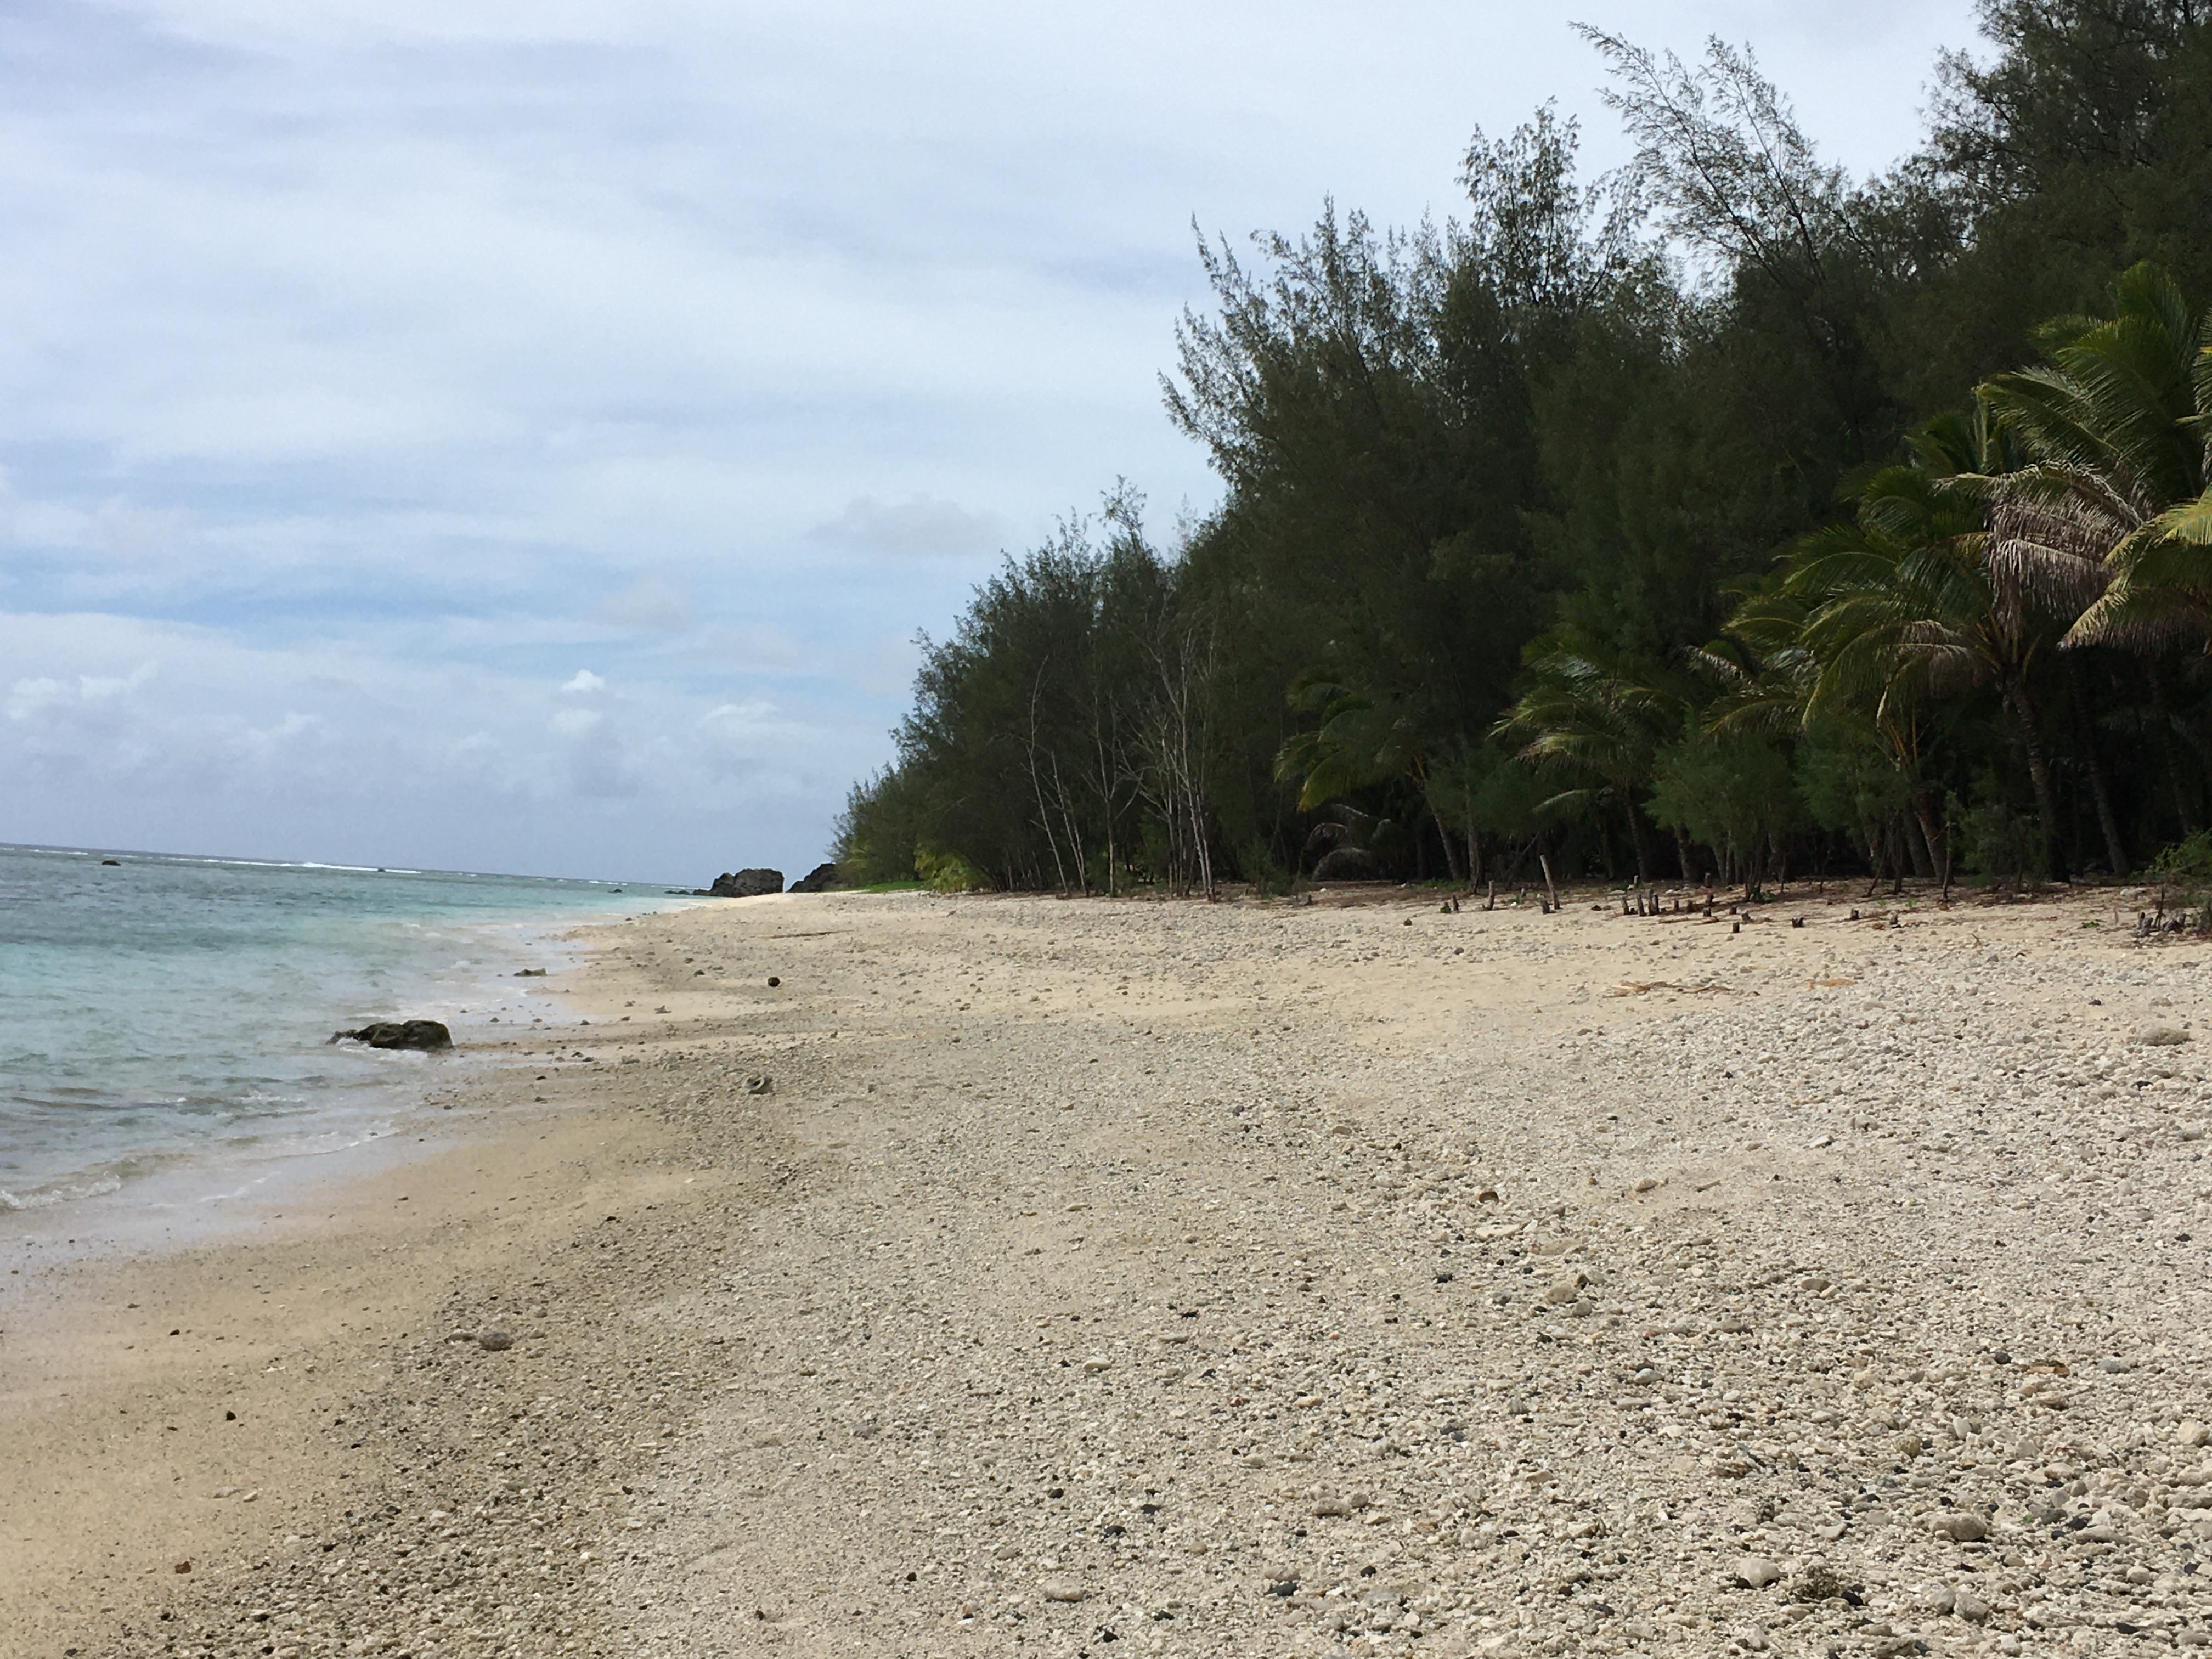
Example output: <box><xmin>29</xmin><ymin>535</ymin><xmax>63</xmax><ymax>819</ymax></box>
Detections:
<box><xmin>1272</xmin><ymin>676</ymin><xmax>1422</xmax><ymax>811</ymax></box>
<box><xmin>1496</xmin><ymin>636</ymin><xmax>1685</xmax><ymax>883</ymax></box>
<box><xmin>1751</xmin><ymin>411</ymin><xmax>2104</xmax><ymax>878</ymax></box>
<box><xmin>1979</xmin><ymin>262</ymin><xmax>2212</xmax><ymax>652</ymax></box>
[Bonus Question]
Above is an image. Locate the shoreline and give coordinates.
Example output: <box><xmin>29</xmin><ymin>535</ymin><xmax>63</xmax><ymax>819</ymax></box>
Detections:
<box><xmin>0</xmin><ymin>879</ymin><xmax>695</xmax><ymax>1237</ymax></box>
<box><xmin>7</xmin><ymin>885</ymin><xmax>2209</xmax><ymax>1658</ymax></box>
<box><xmin>0</xmin><ymin>894</ymin><xmax>751</xmax><ymax>1659</ymax></box>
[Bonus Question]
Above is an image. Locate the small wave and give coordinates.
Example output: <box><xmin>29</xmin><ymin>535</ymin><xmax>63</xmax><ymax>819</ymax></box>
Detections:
<box><xmin>1</xmin><ymin>1173</ymin><xmax>125</xmax><ymax>1212</ymax></box>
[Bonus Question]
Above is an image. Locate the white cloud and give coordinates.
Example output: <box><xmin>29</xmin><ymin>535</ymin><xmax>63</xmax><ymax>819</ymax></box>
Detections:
<box><xmin>7</xmin><ymin>659</ymin><xmax>159</xmax><ymax>719</ymax></box>
<box><xmin>0</xmin><ymin>610</ymin><xmax>869</xmax><ymax>877</ymax></box>
<box><xmin>560</xmin><ymin>668</ymin><xmax>606</xmax><ymax>693</ymax></box>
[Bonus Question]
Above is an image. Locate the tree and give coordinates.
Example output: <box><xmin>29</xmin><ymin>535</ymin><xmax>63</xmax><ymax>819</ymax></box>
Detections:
<box><xmin>1981</xmin><ymin>263</ymin><xmax>2212</xmax><ymax>651</ymax></box>
<box><xmin>1496</xmin><ymin>636</ymin><xmax>1686</xmax><ymax>882</ymax></box>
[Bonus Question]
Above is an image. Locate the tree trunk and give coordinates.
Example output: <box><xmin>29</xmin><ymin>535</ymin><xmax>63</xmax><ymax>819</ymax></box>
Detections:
<box><xmin>1905</xmin><ymin>808</ymin><xmax>1936</xmax><ymax>879</ymax></box>
<box><xmin>2147</xmin><ymin>661</ymin><xmax>2198</xmax><ymax>836</ymax></box>
<box><xmin>2005</xmin><ymin>679</ymin><xmax>2064</xmax><ymax>882</ymax></box>
<box><xmin>1911</xmin><ymin>790</ymin><xmax>1950</xmax><ymax>897</ymax></box>
<box><xmin>2068</xmin><ymin>656</ymin><xmax>2128</xmax><ymax>877</ymax></box>
<box><xmin>1439</xmin><ymin>817</ymin><xmax>1465</xmax><ymax>883</ymax></box>
<box><xmin>1624</xmin><ymin>800</ymin><xmax>1651</xmax><ymax>885</ymax></box>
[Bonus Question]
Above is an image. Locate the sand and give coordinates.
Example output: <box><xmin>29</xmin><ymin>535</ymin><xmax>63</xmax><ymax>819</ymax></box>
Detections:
<box><xmin>4</xmin><ymin>883</ymin><xmax>2209</xmax><ymax>1659</ymax></box>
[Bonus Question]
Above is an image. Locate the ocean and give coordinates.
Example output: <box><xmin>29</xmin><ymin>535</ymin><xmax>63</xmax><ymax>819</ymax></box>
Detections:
<box><xmin>0</xmin><ymin>842</ymin><xmax>678</xmax><ymax>1217</ymax></box>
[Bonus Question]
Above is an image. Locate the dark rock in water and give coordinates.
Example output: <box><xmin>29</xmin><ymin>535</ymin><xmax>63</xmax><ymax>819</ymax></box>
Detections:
<box><xmin>514</xmin><ymin>968</ymin><xmax>547</xmax><ymax>977</ymax></box>
<box><xmin>788</xmin><ymin>861</ymin><xmax>843</xmax><ymax>893</ymax></box>
<box><xmin>709</xmin><ymin>868</ymin><xmax>783</xmax><ymax>898</ymax></box>
<box><xmin>330</xmin><ymin>1019</ymin><xmax>453</xmax><ymax>1051</ymax></box>
<box><xmin>101</xmin><ymin>858</ymin><xmax>122</xmax><ymax>866</ymax></box>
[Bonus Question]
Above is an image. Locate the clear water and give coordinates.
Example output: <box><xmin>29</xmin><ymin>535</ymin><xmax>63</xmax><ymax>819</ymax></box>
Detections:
<box><xmin>0</xmin><ymin>842</ymin><xmax>677</xmax><ymax>1214</ymax></box>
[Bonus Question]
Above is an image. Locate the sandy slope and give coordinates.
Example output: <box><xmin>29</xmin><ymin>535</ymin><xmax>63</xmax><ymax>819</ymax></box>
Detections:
<box><xmin>7</xmin><ymin>884</ymin><xmax>2211</xmax><ymax>1659</ymax></box>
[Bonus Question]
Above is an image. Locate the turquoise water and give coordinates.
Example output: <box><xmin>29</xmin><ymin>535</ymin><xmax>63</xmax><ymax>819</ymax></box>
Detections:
<box><xmin>0</xmin><ymin>842</ymin><xmax>675</xmax><ymax>1213</ymax></box>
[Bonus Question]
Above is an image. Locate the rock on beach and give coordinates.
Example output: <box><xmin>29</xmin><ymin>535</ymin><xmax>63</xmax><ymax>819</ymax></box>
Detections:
<box><xmin>329</xmin><ymin>1019</ymin><xmax>452</xmax><ymax>1050</ymax></box>
<box><xmin>709</xmin><ymin>868</ymin><xmax>783</xmax><ymax>898</ymax></box>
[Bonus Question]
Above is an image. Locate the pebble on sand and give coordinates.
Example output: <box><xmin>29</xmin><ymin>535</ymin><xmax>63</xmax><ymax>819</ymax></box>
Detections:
<box><xmin>1733</xmin><ymin>1556</ymin><xmax>1782</xmax><ymax>1589</ymax></box>
<box><xmin>1926</xmin><ymin>1510</ymin><xmax>1989</xmax><ymax>1542</ymax></box>
<box><xmin>476</xmin><ymin>1329</ymin><xmax>514</xmax><ymax>1352</ymax></box>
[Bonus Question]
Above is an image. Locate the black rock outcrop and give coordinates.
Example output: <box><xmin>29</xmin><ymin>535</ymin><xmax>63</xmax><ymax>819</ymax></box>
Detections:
<box><xmin>788</xmin><ymin>862</ymin><xmax>843</xmax><ymax>893</ymax></box>
<box><xmin>330</xmin><ymin>1019</ymin><xmax>453</xmax><ymax>1051</ymax></box>
<box><xmin>709</xmin><ymin>868</ymin><xmax>783</xmax><ymax>898</ymax></box>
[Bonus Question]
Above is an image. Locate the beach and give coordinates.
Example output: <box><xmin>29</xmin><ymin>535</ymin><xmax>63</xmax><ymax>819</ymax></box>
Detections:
<box><xmin>7</xmin><ymin>885</ymin><xmax>2210</xmax><ymax>1658</ymax></box>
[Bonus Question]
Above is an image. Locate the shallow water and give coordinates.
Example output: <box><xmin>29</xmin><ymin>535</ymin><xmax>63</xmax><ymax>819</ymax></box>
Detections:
<box><xmin>0</xmin><ymin>842</ymin><xmax>673</xmax><ymax>1213</ymax></box>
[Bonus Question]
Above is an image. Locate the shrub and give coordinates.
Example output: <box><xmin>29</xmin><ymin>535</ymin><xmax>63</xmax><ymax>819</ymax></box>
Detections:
<box><xmin>915</xmin><ymin>847</ymin><xmax>989</xmax><ymax>893</ymax></box>
<box><xmin>1956</xmin><ymin>798</ymin><xmax>2043</xmax><ymax>887</ymax></box>
<box><xmin>2147</xmin><ymin>830</ymin><xmax>2212</xmax><ymax>894</ymax></box>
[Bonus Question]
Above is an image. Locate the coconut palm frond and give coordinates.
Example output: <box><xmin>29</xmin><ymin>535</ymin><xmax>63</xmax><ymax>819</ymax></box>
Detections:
<box><xmin>1980</xmin><ymin>262</ymin><xmax>2212</xmax><ymax>651</ymax></box>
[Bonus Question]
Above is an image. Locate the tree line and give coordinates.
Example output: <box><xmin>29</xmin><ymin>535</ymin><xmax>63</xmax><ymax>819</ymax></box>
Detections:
<box><xmin>838</xmin><ymin>1</ymin><xmax>2212</xmax><ymax>898</ymax></box>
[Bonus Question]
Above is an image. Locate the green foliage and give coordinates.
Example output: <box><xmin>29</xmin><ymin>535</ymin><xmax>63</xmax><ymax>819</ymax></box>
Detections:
<box><xmin>1236</xmin><ymin>838</ymin><xmax>1299</xmax><ymax>896</ymax></box>
<box><xmin>838</xmin><ymin>7</ymin><xmax>2212</xmax><ymax>896</ymax></box>
<box><xmin>833</xmin><ymin>766</ymin><xmax>922</xmax><ymax>886</ymax></box>
<box><xmin>2147</xmin><ymin>830</ymin><xmax>2212</xmax><ymax>890</ymax></box>
<box><xmin>1956</xmin><ymin>798</ymin><xmax>2045</xmax><ymax>885</ymax></box>
<box><xmin>1982</xmin><ymin>262</ymin><xmax>2212</xmax><ymax>650</ymax></box>
<box><xmin>1795</xmin><ymin>729</ymin><xmax>1911</xmax><ymax>840</ymax></box>
<box><xmin>1646</xmin><ymin>733</ymin><xmax>1803</xmax><ymax>865</ymax></box>
<box><xmin>915</xmin><ymin>848</ymin><xmax>990</xmax><ymax>893</ymax></box>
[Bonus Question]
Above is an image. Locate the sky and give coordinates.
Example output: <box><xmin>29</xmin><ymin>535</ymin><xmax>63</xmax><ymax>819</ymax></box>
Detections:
<box><xmin>0</xmin><ymin>0</ymin><xmax>1985</xmax><ymax>884</ymax></box>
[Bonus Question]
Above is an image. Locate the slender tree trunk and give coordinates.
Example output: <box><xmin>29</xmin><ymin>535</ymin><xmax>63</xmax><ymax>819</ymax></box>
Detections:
<box><xmin>1905</xmin><ymin>809</ymin><xmax>1936</xmax><ymax>879</ymax></box>
<box><xmin>1048</xmin><ymin>754</ymin><xmax>1088</xmax><ymax>894</ymax></box>
<box><xmin>1674</xmin><ymin>829</ymin><xmax>1694</xmax><ymax>885</ymax></box>
<box><xmin>1028</xmin><ymin>749</ymin><xmax>1069</xmax><ymax>895</ymax></box>
<box><xmin>2147</xmin><ymin>662</ymin><xmax>2198</xmax><ymax>836</ymax></box>
<box><xmin>2067</xmin><ymin>656</ymin><xmax>2128</xmax><ymax>877</ymax></box>
<box><xmin>1439</xmin><ymin>815</ymin><xmax>1465</xmax><ymax>883</ymax></box>
<box><xmin>1911</xmin><ymin>791</ymin><xmax>1950</xmax><ymax>897</ymax></box>
<box><xmin>2005</xmin><ymin>680</ymin><xmax>2064</xmax><ymax>882</ymax></box>
<box><xmin>1624</xmin><ymin>800</ymin><xmax>1651</xmax><ymax>885</ymax></box>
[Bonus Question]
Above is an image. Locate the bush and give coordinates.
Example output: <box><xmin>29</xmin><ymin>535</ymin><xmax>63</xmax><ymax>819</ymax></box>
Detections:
<box><xmin>2147</xmin><ymin>830</ymin><xmax>2212</xmax><ymax>894</ymax></box>
<box><xmin>1796</xmin><ymin>731</ymin><xmax>1910</xmax><ymax>842</ymax></box>
<box><xmin>1956</xmin><ymin>797</ymin><xmax>2043</xmax><ymax>886</ymax></box>
<box><xmin>915</xmin><ymin>847</ymin><xmax>989</xmax><ymax>893</ymax></box>
<box><xmin>1647</xmin><ymin>733</ymin><xmax>1801</xmax><ymax>867</ymax></box>
<box><xmin>1236</xmin><ymin>838</ymin><xmax>1297</xmax><ymax>897</ymax></box>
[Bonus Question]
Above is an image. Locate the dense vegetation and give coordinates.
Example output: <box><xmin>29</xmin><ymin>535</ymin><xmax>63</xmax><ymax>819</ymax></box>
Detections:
<box><xmin>838</xmin><ymin>1</ymin><xmax>2212</xmax><ymax>896</ymax></box>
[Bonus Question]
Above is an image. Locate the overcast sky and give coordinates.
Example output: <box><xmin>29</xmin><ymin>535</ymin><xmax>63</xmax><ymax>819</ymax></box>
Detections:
<box><xmin>0</xmin><ymin>0</ymin><xmax>1983</xmax><ymax>884</ymax></box>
